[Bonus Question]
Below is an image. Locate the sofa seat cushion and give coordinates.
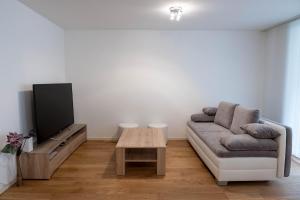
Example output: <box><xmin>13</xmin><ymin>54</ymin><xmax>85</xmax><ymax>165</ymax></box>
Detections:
<box><xmin>187</xmin><ymin>121</ymin><xmax>277</xmax><ymax>158</ymax></box>
<box><xmin>214</xmin><ymin>101</ymin><xmax>238</xmax><ymax>129</ymax></box>
<box><xmin>220</xmin><ymin>134</ymin><xmax>278</xmax><ymax>151</ymax></box>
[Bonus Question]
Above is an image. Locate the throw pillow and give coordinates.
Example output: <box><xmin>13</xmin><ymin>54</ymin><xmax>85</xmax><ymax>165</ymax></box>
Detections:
<box><xmin>202</xmin><ymin>107</ymin><xmax>218</xmax><ymax>116</ymax></box>
<box><xmin>241</xmin><ymin>123</ymin><xmax>281</xmax><ymax>139</ymax></box>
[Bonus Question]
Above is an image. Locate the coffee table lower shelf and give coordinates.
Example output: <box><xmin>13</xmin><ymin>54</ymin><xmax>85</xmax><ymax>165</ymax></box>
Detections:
<box><xmin>116</xmin><ymin>147</ymin><xmax>166</xmax><ymax>175</ymax></box>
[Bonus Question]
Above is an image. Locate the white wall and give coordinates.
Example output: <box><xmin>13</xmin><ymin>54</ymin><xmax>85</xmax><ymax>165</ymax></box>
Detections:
<box><xmin>263</xmin><ymin>19</ymin><xmax>300</xmax><ymax>157</ymax></box>
<box><xmin>0</xmin><ymin>0</ymin><xmax>65</xmax><ymax>147</ymax></box>
<box><xmin>263</xmin><ymin>19</ymin><xmax>300</xmax><ymax>123</ymax></box>
<box><xmin>65</xmin><ymin>30</ymin><xmax>266</xmax><ymax>139</ymax></box>
<box><xmin>263</xmin><ymin>24</ymin><xmax>289</xmax><ymax>122</ymax></box>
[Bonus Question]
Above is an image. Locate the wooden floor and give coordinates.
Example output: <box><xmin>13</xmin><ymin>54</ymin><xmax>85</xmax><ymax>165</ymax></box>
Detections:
<box><xmin>1</xmin><ymin>140</ymin><xmax>300</xmax><ymax>200</ymax></box>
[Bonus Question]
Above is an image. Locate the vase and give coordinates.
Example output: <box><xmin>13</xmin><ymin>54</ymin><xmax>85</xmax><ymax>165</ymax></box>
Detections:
<box><xmin>16</xmin><ymin>154</ymin><xmax>22</xmax><ymax>186</ymax></box>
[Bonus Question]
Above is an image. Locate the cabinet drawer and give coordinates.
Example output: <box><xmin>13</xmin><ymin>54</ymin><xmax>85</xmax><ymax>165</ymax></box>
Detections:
<box><xmin>49</xmin><ymin>132</ymin><xmax>87</xmax><ymax>174</ymax></box>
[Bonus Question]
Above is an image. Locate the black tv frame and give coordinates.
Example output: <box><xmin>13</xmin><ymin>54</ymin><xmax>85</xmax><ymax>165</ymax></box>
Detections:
<box><xmin>32</xmin><ymin>83</ymin><xmax>74</xmax><ymax>144</ymax></box>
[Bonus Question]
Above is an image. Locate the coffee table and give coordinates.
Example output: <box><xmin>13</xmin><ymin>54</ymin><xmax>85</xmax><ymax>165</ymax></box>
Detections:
<box><xmin>115</xmin><ymin>128</ymin><xmax>166</xmax><ymax>175</ymax></box>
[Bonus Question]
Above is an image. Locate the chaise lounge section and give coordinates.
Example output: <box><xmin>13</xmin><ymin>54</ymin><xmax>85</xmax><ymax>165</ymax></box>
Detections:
<box><xmin>187</xmin><ymin>102</ymin><xmax>292</xmax><ymax>185</ymax></box>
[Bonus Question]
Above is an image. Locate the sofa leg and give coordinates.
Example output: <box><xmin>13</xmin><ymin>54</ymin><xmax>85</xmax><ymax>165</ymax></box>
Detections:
<box><xmin>216</xmin><ymin>181</ymin><xmax>228</xmax><ymax>186</ymax></box>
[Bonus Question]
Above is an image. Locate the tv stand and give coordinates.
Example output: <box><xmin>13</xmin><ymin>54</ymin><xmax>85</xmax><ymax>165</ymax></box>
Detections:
<box><xmin>20</xmin><ymin>124</ymin><xmax>87</xmax><ymax>179</ymax></box>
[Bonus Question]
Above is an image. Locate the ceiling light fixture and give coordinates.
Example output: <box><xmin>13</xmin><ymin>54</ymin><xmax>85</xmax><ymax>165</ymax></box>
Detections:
<box><xmin>169</xmin><ymin>6</ymin><xmax>183</xmax><ymax>21</ymax></box>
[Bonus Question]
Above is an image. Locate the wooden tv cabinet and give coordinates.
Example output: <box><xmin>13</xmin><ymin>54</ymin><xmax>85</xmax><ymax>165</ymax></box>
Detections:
<box><xmin>20</xmin><ymin>124</ymin><xmax>87</xmax><ymax>179</ymax></box>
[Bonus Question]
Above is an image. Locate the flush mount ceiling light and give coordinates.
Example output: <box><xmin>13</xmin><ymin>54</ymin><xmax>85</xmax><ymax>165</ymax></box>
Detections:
<box><xmin>169</xmin><ymin>6</ymin><xmax>183</xmax><ymax>21</ymax></box>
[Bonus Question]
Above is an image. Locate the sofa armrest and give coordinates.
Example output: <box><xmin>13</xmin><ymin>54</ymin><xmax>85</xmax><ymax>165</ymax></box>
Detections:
<box><xmin>191</xmin><ymin>113</ymin><xmax>215</xmax><ymax>122</ymax></box>
<box><xmin>260</xmin><ymin>119</ymin><xmax>287</xmax><ymax>178</ymax></box>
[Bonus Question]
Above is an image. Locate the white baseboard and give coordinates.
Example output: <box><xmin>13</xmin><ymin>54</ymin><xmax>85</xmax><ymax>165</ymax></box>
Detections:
<box><xmin>87</xmin><ymin>137</ymin><xmax>187</xmax><ymax>141</ymax></box>
<box><xmin>88</xmin><ymin>137</ymin><xmax>118</xmax><ymax>141</ymax></box>
<box><xmin>292</xmin><ymin>155</ymin><xmax>300</xmax><ymax>164</ymax></box>
<box><xmin>168</xmin><ymin>138</ymin><xmax>187</xmax><ymax>141</ymax></box>
<box><xmin>0</xmin><ymin>178</ymin><xmax>16</xmax><ymax>194</ymax></box>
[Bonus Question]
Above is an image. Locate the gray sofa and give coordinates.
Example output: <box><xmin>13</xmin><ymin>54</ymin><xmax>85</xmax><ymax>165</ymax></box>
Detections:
<box><xmin>187</xmin><ymin>102</ymin><xmax>292</xmax><ymax>185</ymax></box>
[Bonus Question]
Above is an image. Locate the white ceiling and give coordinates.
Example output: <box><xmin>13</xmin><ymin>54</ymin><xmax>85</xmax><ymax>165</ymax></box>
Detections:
<box><xmin>19</xmin><ymin>0</ymin><xmax>300</xmax><ymax>30</ymax></box>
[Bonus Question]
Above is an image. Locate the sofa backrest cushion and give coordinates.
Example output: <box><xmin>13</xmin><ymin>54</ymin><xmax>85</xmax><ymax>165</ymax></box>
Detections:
<box><xmin>230</xmin><ymin>106</ymin><xmax>260</xmax><ymax>134</ymax></box>
<box><xmin>214</xmin><ymin>101</ymin><xmax>238</xmax><ymax>129</ymax></box>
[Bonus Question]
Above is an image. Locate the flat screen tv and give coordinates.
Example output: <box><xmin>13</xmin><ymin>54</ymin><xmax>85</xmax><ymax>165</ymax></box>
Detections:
<box><xmin>33</xmin><ymin>83</ymin><xmax>74</xmax><ymax>144</ymax></box>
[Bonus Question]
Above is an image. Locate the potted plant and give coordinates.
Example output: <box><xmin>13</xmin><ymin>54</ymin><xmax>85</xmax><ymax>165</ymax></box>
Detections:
<box><xmin>1</xmin><ymin>132</ymin><xmax>24</xmax><ymax>186</ymax></box>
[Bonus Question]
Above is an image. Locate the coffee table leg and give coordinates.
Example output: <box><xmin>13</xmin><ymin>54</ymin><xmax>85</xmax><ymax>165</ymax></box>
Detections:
<box><xmin>157</xmin><ymin>148</ymin><xmax>166</xmax><ymax>175</ymax></box>
<box><xmin>116</xmin><ymin>148</ymin><xmax>125</xmax><ymax>175</ymax></box>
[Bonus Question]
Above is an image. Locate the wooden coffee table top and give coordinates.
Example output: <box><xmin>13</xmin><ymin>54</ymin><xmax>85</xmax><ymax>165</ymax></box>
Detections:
<box><xmin>116</xmin><ymin>128</ymin><xmax>166</xmax><ymax>148</ymax></box>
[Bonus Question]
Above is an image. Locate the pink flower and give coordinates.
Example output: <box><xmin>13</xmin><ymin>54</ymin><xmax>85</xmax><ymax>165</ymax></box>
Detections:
<box><xmin>7</xmin><ymin>132</ymin><xmax>23</xmax><ymax>149</ymax></box>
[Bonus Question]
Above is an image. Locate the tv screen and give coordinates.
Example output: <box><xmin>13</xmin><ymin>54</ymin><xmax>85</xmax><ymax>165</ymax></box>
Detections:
<box><xmin>33</xmin><ymin>83</ymin><xmax>74</xmax><ymax>144</ymax></box>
